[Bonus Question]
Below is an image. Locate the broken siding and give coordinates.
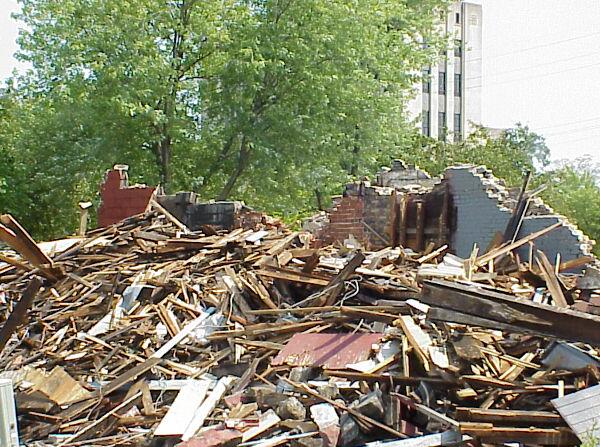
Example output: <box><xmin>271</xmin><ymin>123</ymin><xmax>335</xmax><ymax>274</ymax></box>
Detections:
<box><xmin>552</xmin><ymin>384</ymin><xmax>600</xmax><ymax>441</ymax></box>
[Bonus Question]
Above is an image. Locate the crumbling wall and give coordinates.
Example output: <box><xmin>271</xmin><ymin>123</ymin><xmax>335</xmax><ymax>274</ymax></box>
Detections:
<box><xmin>518</xmin><ymin>216</ymin><xmax>593</xmax><ymax>262</ymax></box>
<box><xmin>375</xmin><ymin>159</ymin><xmax>437</xmax><ymax>189</ymax></box>
<box><xmin>97</xmin><ymin>167</ymin><xmax>155</xmax><ymax>228</ymax></box>
<box><xmin>444</xmin><ymin>166</ymin><xmax>512</xmax><ymax>257</ymax></box>
<box><xmin>362</xmin><ymin>188</ymin><xmax>393</xmax><ymax>249</ymax></box>
<box><xmin>317</xmin><ymin>194</ymin><xmax>365</xmax><ymax>246</ymax></box>
<box><xmin>445</xmin><ymin>165</ymin><xmax>593</xmax><ymax>263</ymax></box>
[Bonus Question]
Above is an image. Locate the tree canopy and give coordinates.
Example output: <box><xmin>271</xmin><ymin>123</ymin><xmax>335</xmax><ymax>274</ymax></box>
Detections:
<box><xmin>1</xmin><ymin>0</ymin><xmax>448</xmax><ymax>238</ymax></box>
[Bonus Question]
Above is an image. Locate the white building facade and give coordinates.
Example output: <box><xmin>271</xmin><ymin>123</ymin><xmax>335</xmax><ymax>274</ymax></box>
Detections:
<box><xmin>407</xmin><ymin>1</ymin><xmax>482</xmax><ymax>141</ymax></box>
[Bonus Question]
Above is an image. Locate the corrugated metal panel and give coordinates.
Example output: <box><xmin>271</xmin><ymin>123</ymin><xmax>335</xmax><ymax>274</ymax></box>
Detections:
<box><xmin>552</xmin><ymin>384</ymin><xmax>600</xmax><ymax>441</ymax></box>
<box><xmin>271</xmin><ymin>333</ymin><xmax>383</xmax><ymax>370</ymax></box>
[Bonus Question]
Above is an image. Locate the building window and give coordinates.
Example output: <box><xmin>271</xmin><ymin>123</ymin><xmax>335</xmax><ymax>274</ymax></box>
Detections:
<box><xmin>438</xmin><ymin>72</ymin><xmax>446</xmax><ymax>95</ymax></box>
<box><xmin>455</xmin><ymin>12</ymin><xmax>461</xmax><ymax>24</ymax></box>
<box><xmin>422</xmin><ymin>111</ymin><xmax>430</xmax><ymax>137</ymax></box>
<box><xmin>422</xmin><ymin>68</ymin><xmax>431</xmax><ymax>93</ymax></box>
<box><xmin>438</xmin><ymin>112</ymin><xmax>446</xmax><ymax>139</ymax></box>
<box><xmin>454</xmin><ymin>113</ymin><xmax>462</xmax><ymax>141</ymax></box>
<box><xmin>454</xmin><ymin>73</ymin><xmax>462</xmax><ymax>97</ymax></box>
<box><xmin>454</xmin><ymin>39</ymin><xmax>462</xmax><ymax>58</ymax></box>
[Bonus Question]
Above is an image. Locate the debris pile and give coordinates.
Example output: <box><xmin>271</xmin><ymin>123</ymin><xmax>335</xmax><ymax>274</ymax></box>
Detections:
<box><xmin>1</xmin><ymin>209</ymin><xmax>600</xmax><ymax>446</ymax></box>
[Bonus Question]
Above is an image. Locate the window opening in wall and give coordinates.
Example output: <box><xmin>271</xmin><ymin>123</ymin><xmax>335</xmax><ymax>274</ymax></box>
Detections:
<box><xmin>438</xmin><ymin>72</ymin><xmax>446</xmax><ymax>95</ymax></box>
<box><xmin>422</xmin><ymin>68</ymin><xmax>431</xmax><ymax>93</ymax></box>
<box><xmin>454</xmin><ymin>73</ymin><xmax>462</xmax><ymax>97</ymax></box>
<box><xmin>438</xmin><ymin>112</ymin><xmax>447</xmax><ymax>139</ymax></box>
<box><xmin>454</xmin><ymin>113</ymin><xmax>462</xmax><ymax>141</ymax></box>
<box><xmin>422</xmin><ymin>111</ymin><xmax>430</xmax><ymax>137</ymax></box>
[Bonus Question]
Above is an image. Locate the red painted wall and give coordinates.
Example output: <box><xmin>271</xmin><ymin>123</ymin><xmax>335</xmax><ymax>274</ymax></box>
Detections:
<box><xmin>97</xmin><ymin>170</ymin><xmax>155</xmax><ymax>227</ymax></box>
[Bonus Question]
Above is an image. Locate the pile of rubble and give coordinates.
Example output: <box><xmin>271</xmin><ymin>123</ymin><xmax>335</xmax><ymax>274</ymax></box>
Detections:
<box><xmin>0</xmin><ymin>208</ymin><xmax>600</xmax><ymax>447</ymax></box>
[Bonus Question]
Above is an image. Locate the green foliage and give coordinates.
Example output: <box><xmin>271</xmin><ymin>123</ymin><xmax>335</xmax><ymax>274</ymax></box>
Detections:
<box><xmin>537</xmin><ymin>157</ymin><xmax>600</xmax><ymax>254</ymax></box>
<box><xmin>1</xmin><ymin>0</ymin><xmax>449</xmax><ymax>238</ymax></box>
<box><xmin>398</xmin><ymin>124</ymin><xmax>550</xmax><ymax>186</ymax></box>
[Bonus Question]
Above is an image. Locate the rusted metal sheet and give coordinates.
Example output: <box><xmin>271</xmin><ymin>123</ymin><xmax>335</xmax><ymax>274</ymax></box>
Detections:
<box><xmin>271</xmin><ymin>333</ymin><xmax>383</xmax><ymax>370</ymax></box>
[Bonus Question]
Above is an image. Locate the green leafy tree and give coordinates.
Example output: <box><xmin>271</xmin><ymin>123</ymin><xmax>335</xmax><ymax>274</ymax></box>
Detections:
<box><xmin>398</xmin><ymin>124</ymin><xmax>550</xmax><ymax>185</ymax></box>
<box><xmin>1</xmin><ymin>0</ymin><xmax>449</xmax><ymax>238</ymax></box>
<box><xmin>538</xmin><ymin>156</ymin><xmax>600</xmax><ymax>252</ymax></box>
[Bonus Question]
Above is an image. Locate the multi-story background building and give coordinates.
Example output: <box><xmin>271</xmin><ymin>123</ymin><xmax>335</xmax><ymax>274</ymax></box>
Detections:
<box><xmin>407</xmin><ymin>1</ymin><xmax>482</xmax><ymax>141</ymax></box>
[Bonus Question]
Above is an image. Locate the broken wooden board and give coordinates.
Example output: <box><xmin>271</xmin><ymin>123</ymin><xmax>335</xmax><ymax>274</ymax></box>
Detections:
<box><xmin>420</xmin><ymin>279</ymin><xmax>600</xmax><ymax>345</ymax></box>
<box><xmin>154</xmin><ymin>380</ymin><xmax>210</xmax><ymax>437</ymax></box>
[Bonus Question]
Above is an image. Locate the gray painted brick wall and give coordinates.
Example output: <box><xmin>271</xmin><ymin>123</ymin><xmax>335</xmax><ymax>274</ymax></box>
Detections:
<box><xmin>445</xmin><ymin>167</ymin><xmax>590</xmax><ymax>267</ymax></box>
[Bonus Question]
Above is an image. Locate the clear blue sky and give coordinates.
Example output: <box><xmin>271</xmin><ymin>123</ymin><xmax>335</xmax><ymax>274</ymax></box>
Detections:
<box><xmin>1</xmin><ymin>0</ymin><xmax>600</xmax><ymax>164</ymax></box>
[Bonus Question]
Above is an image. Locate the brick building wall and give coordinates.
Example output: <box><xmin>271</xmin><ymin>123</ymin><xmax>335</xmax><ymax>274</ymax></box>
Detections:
<box><xmin>312</xmin><ymin>162</ymin><xmax>594</xmax><ymax>265</ymax></box>
<box><xmin>318</xmin><ymin>195</ymin><xmax>365</xmax><ymax>246</ymax></box>
<box><xmin>445</xmin><ymin>166</ymin><xmax>593</xmax><ymax>266</ymax></box>
<box><xmin>97</xmin><ymin>168</ymin><xmax>155</xmax><ymax>227</ymax></box>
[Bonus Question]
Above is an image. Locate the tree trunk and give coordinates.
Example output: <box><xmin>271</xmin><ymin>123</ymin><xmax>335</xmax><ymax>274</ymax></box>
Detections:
<box><xmin>159</xmin><ymin>133</ymin><xmax>171</xmax><ymax>189</ymax></box>
<box><xmin>200</xmin><ymin>134</ymin><xmax>237</xmax><ymax>190</ymax></box>
<box><xmin>217</xmin><ymin>135</ymin><xmax>249</xmax><ymax>200</ymax></box>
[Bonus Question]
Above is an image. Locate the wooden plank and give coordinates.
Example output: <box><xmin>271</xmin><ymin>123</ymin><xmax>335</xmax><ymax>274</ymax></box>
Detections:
<box><xmin>154</xmin><ymin>380</ymin><xmax>210</xmax><ymax>437</ymax></box>
<box><xmin>182</xmin><ymin>376</ymin><xmax>236</xmax><ymax>441</ymax></box>
<box><xmin>459</xmin><ymin>425</ymin><xmax>578</xmax><ymax>446</ymax></box>
<box><xmin>455</xmin><ymin>407</ymin><xmax>563</xmax><ymax>426</ymax></box>
<box><xmin>395</xmin><ymin>316</ymin><xmax>432</xmax><ymax>372</ymax></box>
<box><xmin>0</xmin><ymin>215</ymin><xmax>63</xmax><ymax>280</ymax></box>
<box><xmin>398</xmin><ymin>194</ymin><xmax>408</xmax><ymax>248</ymax></box>
<box><xmin>536</xmin><ymin>251</ymin><xmax>571</xmax><ymax>307</ymax></box>
<box><xmin>475</xmin><ymin>221</ymin><xmax>561</xmax><ymax>267</ymax></box>
<box><xmin>255</xmin><ymin>269</ymin><xmax>329</xmax><ymax>287</ymax></box>
<box><xmin>241</xmin><ymin>409</ymin><xmax>281</xmax><ymax>442</ymax></box>
<box><xmin>0</xmin><ymin>277</ymin><xmax>42</xmax><ymax>352</ymax></box>
<box><xmin>415</xmin><ymin>201</ymin><xmax>425</xmax><ymax>252</ymax></box>
<box><xmin>421</xmin><ymin>280</ymin><xmax>600</xmax><ymax>345</ymax></box>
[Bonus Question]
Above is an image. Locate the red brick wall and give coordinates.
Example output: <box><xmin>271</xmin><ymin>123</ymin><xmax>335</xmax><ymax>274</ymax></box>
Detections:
<box><xmin>319</xmin><ymin>195</ymin><xmax>365</xmax><ymax>245</ymax></box>
<box><xmin>97</xmin><ymin>170</ymin><xmax>155</xmax><ymax>227</ymax></box>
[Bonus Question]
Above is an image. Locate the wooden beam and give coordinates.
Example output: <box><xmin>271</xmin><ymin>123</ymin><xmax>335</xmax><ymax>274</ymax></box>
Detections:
<box><xmin>421</xmin><ymin>280</ymin><xmax>600</xmax><ymax>345</ymax></box>
<box><xmin>0</xmin><ymin>277</ymin><xmax>42</xmax><ymax>353</ymax></box>
<box><xmin>475</xmin><ymin>222</ymin><xmax>561</xmax><ymax>267</ymax></box>
<box><xmin>0</xmin><ymin>214</ymin><xmax>63</xmax><ymax>280</ymax></box>
<box><xmin>536</xmin><ymin>251</ymin><xmax>571</xmax><ymax>307</ymax></box>
<box><xmin>415</xmin><ymin>201</ymin><xmax>425</xmax><ymax>252</ymax></box>
<box><xmin>455</xmin><ymin>407</ymin><xmax>563</xmax><ymax>426</ymax></box>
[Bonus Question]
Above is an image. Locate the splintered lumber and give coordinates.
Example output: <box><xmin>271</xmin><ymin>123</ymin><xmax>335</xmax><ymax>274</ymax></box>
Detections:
<box><xmin>0</xmin><ymin>277</ymin><xmax>41</xmax><ymax>351</ymax></box>
<box><xmin>455</xmin><ymin>407</ymin><xmax>563</xmax><ymax>426</ymax></box>
<box><xmin>2</xmin><ymin>207</ymin><xmax>600</xmax><ymax>447</ymax></box>
<box><xmin>153</xmin><ymin>308</ymin><xmax>216</xmax><ymax>359</ymax></box>
<box><xmin>420</xmin><ymin>279</ymin><xmax>600</xmax><ymax>345</ymax></box>
<box><xmin>154</xmin><ymin>380</ymin><xmax>210</xmax><ymax>437</ymax></box>
<box><xmin>536</xmin><ymin>250</ymin><xmax>571</xmax><ymax>307</ymax></box>
<box><xmin>182</xmin><ymin>376</ymin><xmax>236</xmax><ymax>441</ymax></box>
<box><xmin>62</xmin><ymin>391</ymin><xmax>142</xmax><ymax>444</ymax></box>
<box><xmin>0</xmin><ymin>214</ymin><xmax>63</xmax><ymax>280</ymax></box>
